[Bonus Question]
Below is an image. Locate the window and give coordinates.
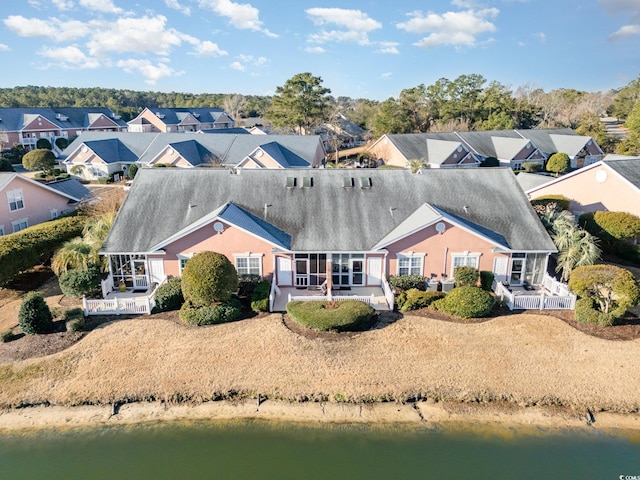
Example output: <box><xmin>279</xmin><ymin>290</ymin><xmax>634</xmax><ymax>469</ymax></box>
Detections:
<box><xmin>0</xmin><ymin>225</ymin><xmax>4</xmax><ymax>236</ymax></box>
<box><xmin>397</xmin><ymin>253</ymin><xmax>424</xmax><ymax>276</ymax></box>
<box><xmin>235</xmin><ymin>255</ymin><xmax>262</xmax><ymax>276</ymax></box>
<box><xmin>451</xmin><ymin>253</ymin><xmax>480</xmax><ymax>276</ymax></box>
<box><xmin>7</xmin><ymin>189</ymin><xmax>24</xmax><ymax>211</ymax></box>
<box><xmin>12</xmin><ymin>218</ymin><xmax>28</xmax><ymax>233</ymax></box>
<box><xmin>50</xmin><ymin>209</ymin><xmax>58</xmax><ymax>220</ymax></box>
<box><xmin>177</xmin><ymin>254</ymin><xmax>193</xmax><ymax>275</ymax></box>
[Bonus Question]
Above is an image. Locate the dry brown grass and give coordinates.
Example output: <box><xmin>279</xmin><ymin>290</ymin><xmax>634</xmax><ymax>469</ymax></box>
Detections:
<box><xmin>0</xmin><ymin>311</ymin><xmax>639</xmax><ymax>414</ymax></box>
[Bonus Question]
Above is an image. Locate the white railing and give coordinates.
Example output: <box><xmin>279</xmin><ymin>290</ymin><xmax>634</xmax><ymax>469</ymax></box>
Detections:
<box><xmin>101</xmin><ymin>276</ymin><xmax>114</xmax><ymax>299</ymax></box>
<box><xmin>493</xmin><ymin>280</ymin><xmax>576</xmax><ymax>311</ymax></box>
<box><xmin>83</xmin><ymin>295</ymin><xmax>153</xmax><ymax>316</ymax></box>
<box><xmin>542</xmin><ymin>272</ymin><xmax>571</xmax><ymax>297</ymax></box>
<box><xmin>381</xmin><ymin>278</ymin><xmax>395</xmax><ymax>310</ymax></box>
<box><xmin>269</xmin><ymin>280</ymin><xmax>280</xmax><ymax>313</ymax></box>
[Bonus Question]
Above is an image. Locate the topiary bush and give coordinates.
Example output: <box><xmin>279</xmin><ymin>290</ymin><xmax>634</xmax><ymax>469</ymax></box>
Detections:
<box><xmin>179</xmin><ymin>300</ymin><xmax>241</xmax><ymax>326</ymax></box>
<box><xmin>389</xmin><ymin>274</ymin><xmax>425</xmax><ymax>292</ymax></box>
<box><xmin>181</xmin><ymin>251</ymin><xmax>238</xmax><ymax>306</ymax></box>
<box><xmin>58</xmin><ymin>267</ymin><xmax>101</xmax><ymax>298</ymax></box>
<box><xmin>398</xmin><ymin>289</ymin><xmax>446</xmax><ymax>312</ymax></box>
<box><xmin>286</xmin><ymin>300</ymin><xmax>375</xmax><ymax>332</ymax></box>
<box><xmin>568</xmin><ymin>264</ymin><xmax>640</xmax><ymax>324</ymax></box>
<box><xmin>433</xmin><ymin>286</ymin><xmax>495</xmax><ymax>318</ymax></box>
<box><xmin>530</xmin><ymin>195</ymin><xmax>571</xmax><ymax>211</ymax></box>
<box><xmin>579</xmin><ymin>211</ymin><xmax>640</xmax><ymax>262</ymax></box>
<box><xmin>55</xmin><ymin>137</ymin><xmax>69</xmax><ymax>150</ymax></box>
<box><xmin>36</xmin><ymin>138</ymin><xmax>52</xmax><ymax>150</ymax></box>
<box><xmin>22</xmin><ymin>148</ymin><xmax>56</xmax><ymax>172</ymax></box>
<box><xmin>546</xmin><ymin>152</ymin><xmax>571</xmax><ymax>175</ymax></box>
<box><xmin>454</xmin><ymin>266</ymin><xmax>479</xmax><ymax>287</ymax></box>
<box><xmin>0</xmin><ymin>158</ymin><xmax>14</xmax><ymax>172</ymax></box>
<box><xmin>18</xmin><ymin>292</ymin><xmax>54</xmax><ymax>335</ymax></box>
<box><xmin>153</xmin><ymin>277</ymin><xmax>184</xmax><ymax>312</ymax></box>
<box><xmin>250</xmin><ymin>280</ymin><xmax>270</xmax><ymax>312</ymax></box>
<box><xmin>480</xmin><ymin>271</ymin><xmax>494</xmax><ymax>291</ymax></box>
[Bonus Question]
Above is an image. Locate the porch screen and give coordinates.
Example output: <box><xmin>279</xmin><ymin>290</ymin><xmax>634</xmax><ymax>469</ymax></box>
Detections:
<box><xmin>523</xmin><ymin>253</ymin><xmax>546</xmax><ymax>285</ymax></box>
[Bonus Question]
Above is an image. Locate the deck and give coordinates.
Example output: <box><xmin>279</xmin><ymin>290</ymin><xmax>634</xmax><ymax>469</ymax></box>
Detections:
<box><xmin>271</xmin><ymin>286</ymin><xmax>390</xmax><ymax>312</ymax></box>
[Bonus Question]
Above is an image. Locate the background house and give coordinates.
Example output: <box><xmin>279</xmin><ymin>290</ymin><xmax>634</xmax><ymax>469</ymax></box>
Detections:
<box><xmin>127</xmin><ymin>108</ymin><xmax>235</xmax><ymax>133</ymax></box>
<box><xmin>0</xmin><ymin>173</ymin><xmax>90</xmax><ymax>234</ymax></box>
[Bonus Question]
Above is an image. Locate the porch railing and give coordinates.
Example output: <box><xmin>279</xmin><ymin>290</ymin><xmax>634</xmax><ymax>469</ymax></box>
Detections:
<box><xmin>83</xmin><ymin>295</ymin><xmax>154</xmax><ymax>316</ymax></box>
<box><xmin>269</xmin><ymin>280</ymin><xmax>280</xmax><ymax>313</ymax></box>
<box><xmin>493</xmin><ymin>281</ymin><xmax>576</xmax><ymax>311</ymax></box>
<box><xmin>541</xmin><ymin>272</ymin><xmax>571</xmax><ymax>297</ymax></box>
<box><xmin>101</xmin><ymin>276</ymin><xmax>114</xmax><ymax>298</ymax></box>
<box><xmin>381</xmin><ymin>278</ymin><xmax>395</xmax><ymax>310</ymax></box>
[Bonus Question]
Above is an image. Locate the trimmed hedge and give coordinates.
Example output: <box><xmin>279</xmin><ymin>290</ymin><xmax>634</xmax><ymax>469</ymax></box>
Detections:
<box><xmin>181</xmin><ymin>251</ymin><xmax>238</xmax><ymax>306</ymax></box>
<box><xmin>530</xmin><ymin>195</ymin><xmax>571</xmax><ymax>211</ymax></box>
<box><xmin>58</xmin><ymin>267</ymin><xmax>101</xmax><ymax>298</ymax></box>
<box><xmin>250</xmin><ymin>280</ymin><xmax>270</xmax><ymax>312</ymax></box>
<box><xmin>574</xmin><ymin>298</ymin><xmax>614</xmax><ymax>327</ymax></box>
<box><xmin>579</xmin><ymin>211</ymin><xmax>640</xmax><ymax>262</ymax></box>
<box><xmin>454</xmin><ymin>266</ymin><xmax>479</xmax><ymax>287</ymax></box>
<box><xmin>389</xmin><ymin>274</ymin><xmax>426</xmax><ymax>292</ymax></box>
<box><xmin>433</xmin><ymin>286</ymin><xmax>495</xmax><ymax>318</ymax></box>
<box><xmin>18</xmin><ymin>292</ymin><xmax>54</xmax><ymax>335</ymax></box>
<box><xmin>0</xmin><ymin>215</ymin><xmax>86</xmax><ymax>286</ymax></box>
<box><xmin>238</xmin><ymin>274</ymin><xmax>262</xmax><ymax>297</ymax></box>
<box><xmin>65</xmin><ymin>308</ymin><xmax>85</xmax><ymax>332</ymax></box>
<box><xmin>398</xmin><ymin>289</ymin><xmax>446</xmax><ymax>312</ymax></box>
<box><xmin>480</xmin><ymin>271</ymin><xmax>494</xmax><ymax>291</ymax></box>
<box><xmin>153</xmin><ymin>277</ymin><xmax>184</xmax><ymax>312</ymax></box>
<box><xmin>179</xmin><ymin>300</ymin><xmax>241</xmax><ymax>326</ymax></box>
<box><xmin>286</xmin><ymin>300</ymin><xmax>375</xmax><ymax>332</ymax></box>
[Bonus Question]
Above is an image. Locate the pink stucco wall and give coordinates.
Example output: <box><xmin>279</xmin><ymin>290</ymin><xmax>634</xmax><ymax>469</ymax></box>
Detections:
<box><xmin>529</xmin><ymin>164</ymin><xmax>640</xmax><ymax>217</ymax></box>
<box><xmin>1</xmin><ymin>176</ymin><xmax>77</xmax><ymax>232</ymax></box>
<box><xmin>385</xmin><ymin>221</ymin><xmax>499</xmax><ymax>280</ymax></box>
<box><xmin>162</xmin><ymin>220</ymin><xmax>275</xmax><ymax>277</ymax></box>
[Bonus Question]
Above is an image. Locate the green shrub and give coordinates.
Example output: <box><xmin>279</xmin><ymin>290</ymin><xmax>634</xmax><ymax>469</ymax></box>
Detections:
<box><xmin>153</xmin><ymin>277</ymin><xmax>184</xmax><ymax>312</ymax></box>
<box><xmin>97</xmin><ymin>177</ymin><xmax>110</xmax><ymax>184</ymax></box>
<box><xmin>1</xmin><ymin>329</ymin><xmax>14</xmax><ymax>343</ymax></box>
<box><xmin>286</xmin><ymin>300</ymin><xmax>375</xmax><ymax>332</ymax></box>
<box><xmin>0</xmin><ymin>158</ymin><xmax>14</xmax><ymax>172</ymax></box>
<box><xmin>0</xmin><ymin>215</ymin><xmax>86</xmax><ymax>286</ymax></box>
<box><xmin>181</xmin><ymin>251</ymin><xmax>238</xmax><ymax>306</ymax></box>
<box><xmin>480</xmin><ymin>156</ymin><xmax>499</xmax><ymax>167</ymax></box>
<box><xmin>568</xmin><ymin>264</ymin><xmax>640</xmax><ymax>322</ymax></box>
<box><xmin>454</xmin><ymin>266</ymin><xmax>479</xmax><ymax>287</ymax></box>
<box><xmin>574</xmin><ymin>298</ymin><xmax>615</xmax><ymax>327</ymax></box>
<box><xmin>250</xmin><ymin>280</ymin><xmax>270</xmax><ymax>312</ymax></box>
<box><xmin>399</xmin><ymin>289</ymin><xmax>446</xmax><ymax>312</ymax></box>
<box><xmin>522</xmin><ymin>161</ymin><xmax>542</xmax><ymax>173</ymax></box>
<box><xmin>238</xmin><ymin>274</ymin><xmax>262</xmax><ymax>297</ymax></box>
<box><xmin>58</xmin><ymin>267</ymin><xmax>101</xmax><ymax>298</ymax></box>
<box><xmin>433</xmin><ymin>286</ymin><xmax>495</xmax><ymax>318</ymax></box>
<box><xmin>179</xmin><ymin>300</ymin><xmax>241</xmax><ymax>326</ymax></box>
<box><xmin>546</xmin><ymin>152</ymin><xmax>571</xmax><ymax>175</ymax></box>
<box><xmin>530</xmin><ymin>195</ymin><xmax>571</xmax><ymax>211</ymax></box>
<box><xmin>22</xmin><ymin>148</ymin><xmax>55</xmax><ymax>172</ymax></box>
<box><xmin>18</xmin><ymin>292</ymin><xmax>54</xmax><ymax>335</ymax></box>
<box><xmin>65</xmin><ymin>308</ymin><xmax>85</xmax><ymax>332</ymax></box>
<box><xmin>36</xmin><ymin>138</ymin><xmax>52</xmax><ymax>150</ymax></box>
<box><xmin>480</xmin><ymin>271</ymin><xmax>494</xmax><ymax>291</ymax></box>
<box><xmin>128</xmin><ymin>163</ymin><xmax>139</xmax><ymax>178</ymax></box>
<box><xmin>579</xmin><ymin>211</ymin><xmax>640</xmax><ymax>262</ymax></box>
<box><xmin>55</xmin><ymin>137</ymin><xmax>69</xmax><ymax>150</ymax></box>
<box><xmin>389</xmin><ymin>274</ymin><xmax>425</xmax><ymax>292</ymax></box>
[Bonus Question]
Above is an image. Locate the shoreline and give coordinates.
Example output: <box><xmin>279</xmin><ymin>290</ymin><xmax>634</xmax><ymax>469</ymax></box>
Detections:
<box><xmin>1</xmin><ymin>399</ymin><xmax>640</xmax><ymax>439</ymax></box>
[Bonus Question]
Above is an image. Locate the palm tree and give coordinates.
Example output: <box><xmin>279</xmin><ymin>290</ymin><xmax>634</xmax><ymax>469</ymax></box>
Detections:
<box><xmin>407</xmin><ymin>159</ymin><xmax>425</xmax><ymax>174</ymax></box>
<box><xmin>553</xmin><ymin>225</ymin><xmax>601</xmax><ymax>281</ymax></box>
<box><xmin>51</xmin><ymin>238</ymin><xmax>94</xmax><ymax>275</ymax></box>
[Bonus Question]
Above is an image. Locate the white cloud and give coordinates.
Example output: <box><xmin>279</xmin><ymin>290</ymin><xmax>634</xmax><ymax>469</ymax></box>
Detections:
<box><xmin>78</xmin><ymin>0</ymin><xmax>123</xmax><ymax>14</ymax></box>
<box><xmin>86</xmin><ymin>16</ymin><xmax>183</xmax><ymax>57</ymax></box>
<box><xmin>377</xmin><ymin>41</ymin><xmax>400</xmax><ymax>54</ymax></box>
<box><xmin>116</xmin><ymin>58</ymin><xmax>180</xmax><ymax>84</ymax></box>
<box><xmin>0</xmin><ymin>43</ymin><xmax>10</xmax><ymax>51</ymax></box>
<box><xmin>52</xmin><ymin>0</ymin><xmax>74</xmax><ymax>9</ymax></box>
<box><xmin>196</xmin><ymin>0</ymin><xmax>277</xmax><ymax>37</ymax></box>
<box><xmin>165</xmin><ymin>0</ymin><xmax>191</xmax><ymax>15</ymax></box>
<box><xmin>229</xmin><ymin>61</ymin><xmax>245</xmax><ymax>71</ymax></box>
<box><xmin>381</xmin><ymin>72</ymin><xmax>392</xmax><ymax>79</ymax></box>
<box><xmin>396</xmin><ymin>8</ymin><xmax>498</xmax><ymax>49</ymax></box>
<box><xmin>254</xmin><ymin>56</ymin><xmax>267</xmax><ymax>66</ymax></box>
<box><xmin>305</xmin><ymin>7</ymin><xmax>381</xmax><ymax>45</ymax></box>
<box><xmin>305</xmin><ymin>46</ymin><xmax>325</xmax><ymax>54</ymax></box>
<box><xmin>192</xmin><ymin>40</ymin><xmax>228</xmax><ymax>57</ymax></box>
<box><xmin>609</xmin><ymin>24</ymin><xmax>640</xmax><ymax>40</ymax></box>
<box><xmin>3</xmin><ymin>15</ymin><xmax>92</xmax><ymax>42</ymax></box>
<box><xmin>533</xmin><ymin>32</ymin><xmax>546</xmax><ymax>41</ymax></box>
<box><xmin>38</xmin><ymin>45</ymin><xmax>100</xmax><ymax>68</ymax></box>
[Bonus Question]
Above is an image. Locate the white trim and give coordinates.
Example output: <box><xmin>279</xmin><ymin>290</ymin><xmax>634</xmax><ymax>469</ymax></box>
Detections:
<box><xmin>0</xmin><ymin>173</ymin><xmax>82</xmax><ymax>202</ymax></box>
<box><xmin>234</xmin><ymin>253</ymin><xmax>263</xmax><ymax>276</ymax></box>
<box><xmin>50</xmin><ymin>208</ymin><xmax>58</xmax><ymax>219</ymax></box>
<box><xmin>450</xmin><ymin>252</ymin><xmax>481</xmax><ymax>276</ymax></box>
<box><xmin>11</xmin><ymin>218</ymin><xmax>29</xmax><ymax>233</ymax></box>
<box><xmin>6</xmin><ymin>188</ymin><xmax>25</xmax><ymax>211</ymax></box>
<box><xmin>396</xmin><ymin>252</ymin><xmax>425</xmax><ymax>276</ymax></box>
<box><xmin>177</xmin><ymin>253</ymin><xmax>194</xmax><ymax>275</ymax></box>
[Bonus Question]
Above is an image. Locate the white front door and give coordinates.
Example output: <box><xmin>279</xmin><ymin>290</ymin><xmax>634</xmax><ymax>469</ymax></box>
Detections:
<box><xmin>295</xmin><ymin>259</ymin><xmax>309</xmax><ymax>287</ymax></box>
<box><xmin>277</xmin><ymin>257</ymin><xmax>293</xmax><ymax>286</ymax></box>
<box><xmin>351</xmin><ymin>258</ymin><xmax>364</xmax><ymax>285</ymax></box>
<box><xmin>493</xmin><ymin>256</ymin><xmax>508</xmax><ymax>284</ymax></box>
<box><xmin>149</xmin><ymin>258</ymin><xmax>165</xmax><ymax>284</ymax></box>
<box><xmin>367</xmin><ymin>257</ymin><xmax>382</xmax><ymax>286</ymax></box>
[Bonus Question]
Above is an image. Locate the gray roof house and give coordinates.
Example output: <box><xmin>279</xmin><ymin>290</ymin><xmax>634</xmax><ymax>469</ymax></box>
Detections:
<box><xmin>95</xmin><ymin>168</ymin><xmax>561</xmax><ymax>314</ymax></box>
<box><xmin>127</xmin><ymin>107</ymin><xmax>235</xmax><ymax>133</ymax></box>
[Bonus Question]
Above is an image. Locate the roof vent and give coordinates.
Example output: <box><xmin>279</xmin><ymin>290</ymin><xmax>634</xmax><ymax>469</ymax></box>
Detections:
<box><xmin>111</xmin><ymin>113</ymin><xmax>121</xmax><ymax>120</ymax></box>
<box><xmin>55</xmin><ymin>113</ymin><xmax>69</xmax><ymax>121</ymax></box>
<box><xmin>463</xmin><ymin>205</ymin><xmax>469</xmax><ymax>213</ymax></box>
<box><xmin>155</xmin><ymin>112</ymin><xmax>165</xmax><ymax>119</ymax></box>
<box><xmin>302</xmin><ymin>176</ymin><xmax>313</xmax><ymax>188</ymax></box>
<box><xmin>285</xmin><ymin>177</ymin><xmax>297</xmax><ymax>188</ymax></box>
<box><xmin>360</xmin><ymin>177</ymin><xmax>372</xmax><ymax>189</ymax></box>
<box><xmin>192</xmin><ymin>113</ymin><xmax>200</xmax><ymax>118</ymax></box>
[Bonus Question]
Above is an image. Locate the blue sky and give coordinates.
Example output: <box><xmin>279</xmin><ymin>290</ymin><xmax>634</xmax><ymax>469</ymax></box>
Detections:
<box><xmin>0</xmin><ymin>0</ymin><xmax>638</xmax><ymax>101</ymax></box>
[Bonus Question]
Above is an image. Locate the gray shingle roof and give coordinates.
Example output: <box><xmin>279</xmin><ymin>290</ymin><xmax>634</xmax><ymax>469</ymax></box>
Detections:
<box><xmin>0</xmin><ymin>107</ymin><xmax>128</xmax><ymax>131</ymax></box>
<box><xmin>84</xmin><ymin>139</ymin><xmax>138</xmax><ymax>164</ymax></box>
<box><xmin>604</xmin><ymin>158</ymin><xmax>640</xmax><ymax>189</ymax></box>
<box><xmin>516</xmin><ymin>172</ymin><xmax>554</xmax><ymax>192</ymax></box>
<box><xmin>46</xmin><ymin>178</ymin><xmax>92</xmax><ymax>202</ymax></box>
<box><xmin>102</xmin><ymin>168</ymin><xmax>556</xmax><ymax>254</ymax></box>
